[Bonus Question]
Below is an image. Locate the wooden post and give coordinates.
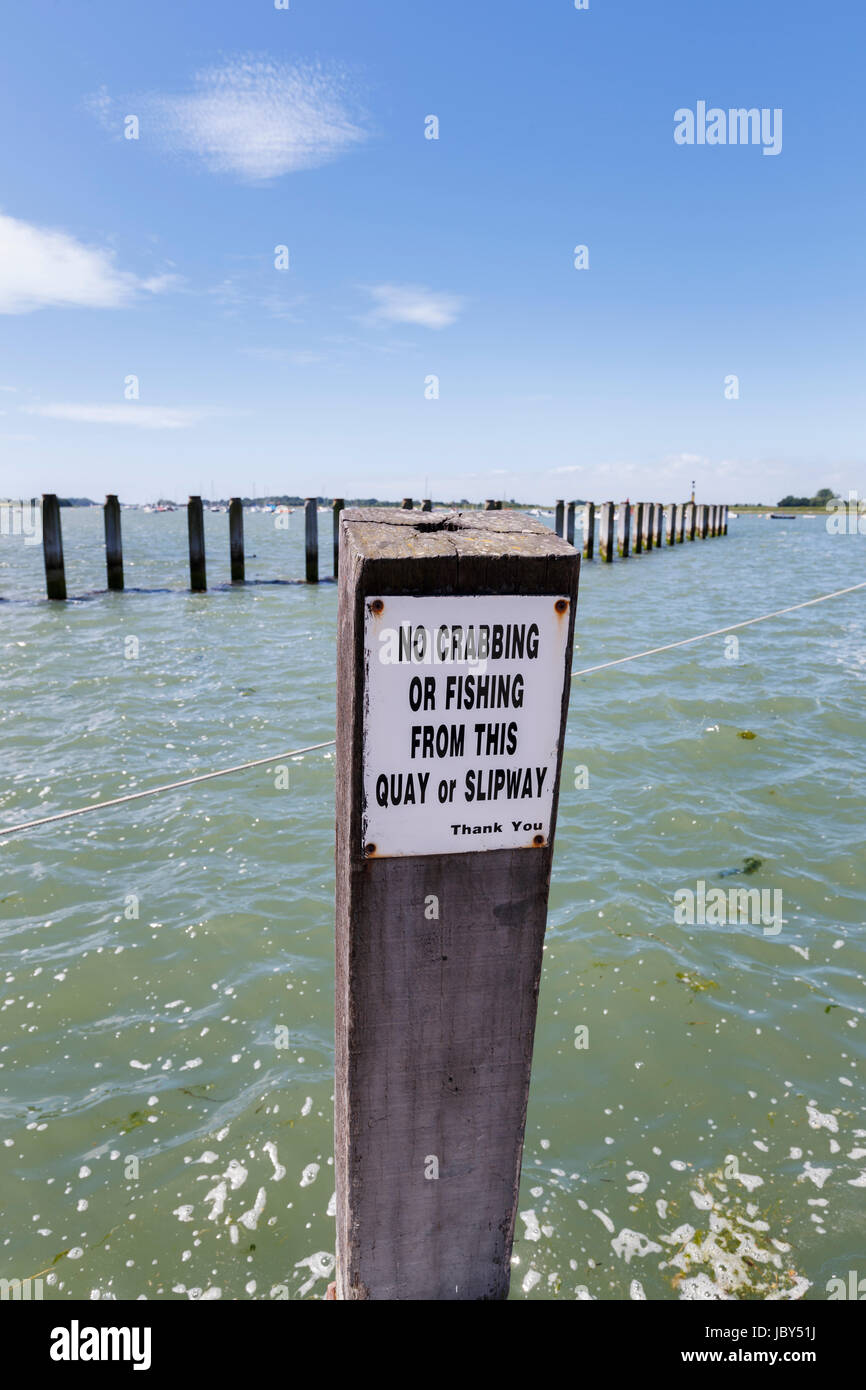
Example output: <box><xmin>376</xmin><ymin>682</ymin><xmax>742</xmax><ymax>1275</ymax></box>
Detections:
<box><xmin>42</xmin><ymin>493</ymin><xmax>66</xmax><ymax>600</ymax></box>
<box><xmin>402</xmin><ymin>498</ymin><xmax>414</xmax><ymax>510</ymax></box>
<box><xmin>653</xmin><ymin>503</ymin><xmax>663</xmax><ymax>547</ymax></box>
<box><xmin>305</xmin><ymin>498</ymin><xmax>319</xmax><ymax>583</ymax></box>
<box><xmin>582</xmin><ymin>502</ymin><xmax>595</xmax><ymax>560</ymax></box>
<box><xmin>675</xmin><ymin>503</ymin><xmax>685</xmax><ymax>542</ymax></box>
<box><xmin>698</xmin><ymin>504</ymin><xmax>709</xmax><ymax>539</ymax></box>
<box><xmin>484</xmin><ymin>499</ymin><xmax>496</xmax><ymax>510</ymax></box>
<box><xmin>333</xmin><ymin>499</ymin><xmax>345</xmax><ymax>577</ymax></box>
<box><xmin>335</xmin><ymin>508</ymin><xmax>579</xmax><ymax>1300</ymax></box>
<box><xmin>599</xmin><ymin>500</ymin><xmax>614</xmax><ymax>561</ymax></box>
<box><xmin>421</xmin><ymin>499</ymin><xmax>432</xmax><ymax>512</ymax></box>
<box><xmin>104</xmin><ymin>494</ymin><xmax>124</xmax><ymax>591</ymax></box>
<box><xmin>229</xmin><ymin>498</ymin><xmax>244</xmax><ymax>583</ymax></box>
<box><xmin>617</xmin><ymin>499</ymin><xmax>631</xmax><ymax>557</ymax></box>
<box><xmin>633</xmin><ymin>503</ymin><xmax>644</xmax><ymax>554</ymax></box>
<box><xmin>686</xmin><ymin>501</ymin><xmax>696</xmax><ymax>540</ymax></box>
<box><xmin>187</xmin><ymin>496</ymin><xmax>206</xmax><ymax>591</ymax></box>
<box><xmin>722</xmin><ymin>504</ymin><xmax>728</xmax><ymax>535</ymax></box>
<box><xmin>554</xmin><ymin>499</ymin><xmax>564</xmax><ymax>537</ymax></box>
<box><xmin>664</xmin><ymin>503</ymin><xmax>675</xmax><ymax>545</ymax></box>
<box><xmin>566</xmin><ymin>501</ymin><xmax>576</xmax><ymax>546</ymax></box>
<box><xmin>643</xmin><ymin>503</ymin><xmax>654</xmax><ymax>552</ymax></box>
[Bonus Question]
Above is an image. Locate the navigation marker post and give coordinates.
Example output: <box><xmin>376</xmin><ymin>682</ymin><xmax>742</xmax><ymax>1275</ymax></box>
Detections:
<box><xmin>334</xmin><ymin>508</ymin><xmax>579</xmax><ymax>1299</ymax></box>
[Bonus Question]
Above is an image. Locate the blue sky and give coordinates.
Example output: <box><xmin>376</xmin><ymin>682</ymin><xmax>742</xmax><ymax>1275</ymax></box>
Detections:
<box><xmin>1</xmin><ymin>0</ymin><xmax>863</xmax><ymax>504</ymax></box>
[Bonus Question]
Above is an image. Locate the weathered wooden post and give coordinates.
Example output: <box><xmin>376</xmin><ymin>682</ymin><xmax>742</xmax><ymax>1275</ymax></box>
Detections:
<box><xmin>686</xmin><ymin>501</ymin><xmax>696</xmax><ymax>540</ymax></box>
<box><xmin>582</xmin><ymin>502</ymin><xmax>595</xmax><ymax>560</ymax></box>
<box><xmin>653</xmin><ymin>502</ymin><xmax>663</xmax><ymax>547</ymax></box>
<box><xmin>42</xmin><ymin>493</ymin><xmax>66</xmax><ymax>600</ymax></box>
<box><xmin>333</xmin><ymin>499</ymin><xmax>345</xmax><ymax>577</ymax></box>
<box><xmin>599</xmin><ymin>500</ymin><xmax>614</xmax><ymax>561</ymax></box>
<box><xmin>664</xmin><ymin>503</ymin><xmax>675</xmax><ymax>545</ymax></box>
<box><xmin>484</xmin><ymin>499</ymin><xmax>496</xmax><ymax>511</ymax></box>
<box><xmin>335</xmin><ymin>508</ymin><xmax>579</xmax><ymax>1300</ymax></box>
<box><xmin>402</xmin><ymin>498</ymin><xmax>414</xmax><ymax>510</ymax></box>
<box><xmin>617</xmin><ymin>499</ymin><xmax>631</xmax><ymax>557</ymax></box>
<box><xmin>229</xmin><ymin>498</ymin><xmax>244</xmax><ymax>583</ymax></box>
<box><xmin>554</xmin><ymin>500</ymin><xmax>564</xmax><ymax>537</ymax></box>
<box><xmin>722</xmin><ymin>504</ymin><xmax>728</xmax><ymax>535</ymax></box>
<box><xmin>675</xmin><ymin>503</ymin><xmax>685</xmax><ymax>542</ymax></box>
<box><xmin>566</xmin><ymin>501</ymin><xmax>576</xmax><ymax>546</ymax></box>
<box><xmin>305</xmin><ymin>498</ymin><xmax>319</xmax><ymax>583</ymax></box>
<box><xmin>698</xmin><ymin>504</ymin><xmax>709</xmax><ymax>539</ymax></box>
<box><xmin>187</xmin><ymin>496</ymin><xmax>206</xmax><ymax>592</ymax></box>
<box><xmin>643</xmin><ymin>503</ymin><xmax>654</xmax><ymax>551</ymax></box>
<box><xmin>633</xmin><ymin>503</ymin><xmax>644</xmax><ymax>554</ymax></box>
<box><xmin>421</xmin><ymin>499</ymin><xmax>432</xmax><ymax>512</ymax></box>
<box><xmin>104</xmin><ymin>494</ymin><xmax>123</xmax><ymax>591</ymax></box>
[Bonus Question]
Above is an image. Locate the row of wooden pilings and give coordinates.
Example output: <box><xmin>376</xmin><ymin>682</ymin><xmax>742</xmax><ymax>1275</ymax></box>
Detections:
<box><xmin>36</xmin><ymin>494</ymin><xmax>724</xmax><ymax>599</ymax></box>
<box><xmin>554</xmin><ymin>499</ymin><xmax>728</xmax><ymax>559</ymax></box>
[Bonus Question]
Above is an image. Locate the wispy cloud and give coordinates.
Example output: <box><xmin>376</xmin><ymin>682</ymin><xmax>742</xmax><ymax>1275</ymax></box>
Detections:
<box><xmin>366</xmin><ymin>284</ymin><xmax>464</xmax><ymax>330</ymax></box>
<box><xmin>23</xmin><ymin>403</ymin><xmax>204</xmax><ymax>429</ymax></box>
<box><xmin>93</xmin><ymin>58</ymin><xmax>369</xmax><ymax>182</ymax></box>
<box><xmin>0</xmin><ymin>213</ymin><xmax>175</xmax><ymax>315</ymax></box>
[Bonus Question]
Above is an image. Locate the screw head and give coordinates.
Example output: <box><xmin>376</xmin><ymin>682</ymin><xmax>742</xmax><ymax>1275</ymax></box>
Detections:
<box><xmin>533</xmin><ymin>834</ymin><xmax>545</xmax><ymax>847</ymax></box>
<box><xmin>370</xmin><ymin>599</ymin><xmax>384</xmax><ymax>615</ymax></box>
<box><xmin>364</xmin><ymin>842</ymin><xmax>377</xmax><ymax>857</ymax></box>
<box><xmin>555</xmin><ymin>598</ymin><xmax>568</xmax><ymax>614</ymax></box>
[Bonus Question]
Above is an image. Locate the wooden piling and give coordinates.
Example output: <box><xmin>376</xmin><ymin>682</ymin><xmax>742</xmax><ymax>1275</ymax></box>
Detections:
<box><xmin>333</xmin><ymin>499</ymin><xmax>345</xmax><ymax>577</ymax></box>
<box><xmin>582</xmin><ymin>502</ymin><xmax>595</xmax><ymax>560</ymax></box>
<box><xmin>305</xmin><ymin>498</ymin><xmax>319</xmax><ymax>583</ymax></box>
<box><xmin>402</xmin><ymin>498</ymin><xmax>414</xmax><ymax>510</ymax></box>
<box><xmin>187</xmin><ymin>496</ymin><xmax>206</xmax><ymax>592</ymax></box>
<box><xmin>698</xmin><ymin>504</ymin><xmax>709</xmax><ymax>539</ymax></box>
<box><xmin>421</xmin><ymin>499</ymin><xmax>432</xmax><ymax>512</ymax></box>
<box><xmin>617</xmin><ymin>499</ymin><xmax>631</xmax><ymax>557</ymax></box>
<box><xmin>103</xmin><ymin>494</ymin><xmax>124</xmax><ymax>591</ymax></box>
<box><xmin>686</xmin><ymin>501</ymin><xmax>696</xmax><ymax>540</ymax></box>
<box><xmin>653</xmin><ymin>502</ymin><xmax>663</xmax><ymax>548</ymax></box>
<box><xmin>643</xmin><ymin>503</ymin><xmax>654</xmax><ymax>552</ymax></box>
<box><xmin>484</xmin><ymin>499</ymin><xmax>496</xmax><ymax>511</ymax></box>
<box><xmin>41</xmin><ymin>493</ymin><xmax>66</xmax><ymax>601</ymax></box>
<box><xmin>675</xmin><ymin>503</ymin><xmax>685</xmax><ymax>542</ymax></box>
<box><xmin>554</xmin><ymin>500</ymin><xmax>564</xmax><ymax>537</ymax></box>
<box><xmin>566</xmin><ymin>501</ymin><xmax>576</xmax><ymax>546</ymax></box>
<box><xmin>633</xmin><ymin>503</ymin><xmax>644</xmax><ymax>554</ymax></box>
<box><xmin>664</xmin><ymin>503</ymin><xmax>675</xmax><ymax>545</ymax></box>
<box><xmin>229</xmin><ymin>498</ymin><xmax>244</xmax><ymax>583</ymax></box>
<box><xmin>722</xmin><ymin>504</ymin><xmax>728</xmax><ymax>535</ymax></box>
<box><xmin>335</xmin><ymin>507</ymin><xmax>579</xmax><ymax>1299</ymax></box>
<box><xmin>599</xmin><ymin>501</ymin><xmax>614</xmax><ymax>561</ymax></box>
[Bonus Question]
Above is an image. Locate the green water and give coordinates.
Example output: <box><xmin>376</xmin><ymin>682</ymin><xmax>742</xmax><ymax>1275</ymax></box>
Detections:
<box><xmin>1</xmin><ymin>508</ymin><xmax>864</xmax><ymax>1300</ymax></box>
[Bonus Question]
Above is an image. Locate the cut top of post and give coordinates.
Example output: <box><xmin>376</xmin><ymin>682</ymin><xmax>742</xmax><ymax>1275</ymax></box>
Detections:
<box><xmin>338</xmin><ymin>506</ymin><xmax>577</xmax><ymax>592</ymax></box>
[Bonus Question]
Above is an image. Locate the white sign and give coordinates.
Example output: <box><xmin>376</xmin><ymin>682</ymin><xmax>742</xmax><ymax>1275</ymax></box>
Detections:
<box><xmin>361</xmin><ymin>594</ymin><xmax>571</xmax><ymax>858</ymax></box>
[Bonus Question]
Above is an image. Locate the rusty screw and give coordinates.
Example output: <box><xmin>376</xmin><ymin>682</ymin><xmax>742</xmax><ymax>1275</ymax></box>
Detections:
<box><xmin>554</xmin><ymin>598</ymin><xmax>568</xmax><ymax>614</ymax></box>
<box><xmin>364</xmin><ymin>842</ymin><xmax>377</xmax><ymax>857</ymax></box>
<box><xmin>370</xmin><ymin>599</ymin><xmax>384</xmax><ymax>615</ymax></box>
<box><xmin>533</xmin><ymin>834</ymin><xmax>545</xmax><ymax>847</ymax></box>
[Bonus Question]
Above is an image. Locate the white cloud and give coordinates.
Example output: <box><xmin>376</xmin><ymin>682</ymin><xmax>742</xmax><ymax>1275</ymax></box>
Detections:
<box><xmin>104</xmin><ymin>58</ymin><xmax>369</xmax><ymax>182</ymax></box>
<box><xmin>0</xmin><ymin>213</ymin><xmax>174</xmax><ymax>315</ymax></box>
<box><xmin>23</xmin><ymin>403</ymin><xmax>203</xmax><ymax>429</ymax></box>
<box><xmin>366</xmin><ymin>284</ymin><xmax>463</xmax><ymax>330</ymax></box>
